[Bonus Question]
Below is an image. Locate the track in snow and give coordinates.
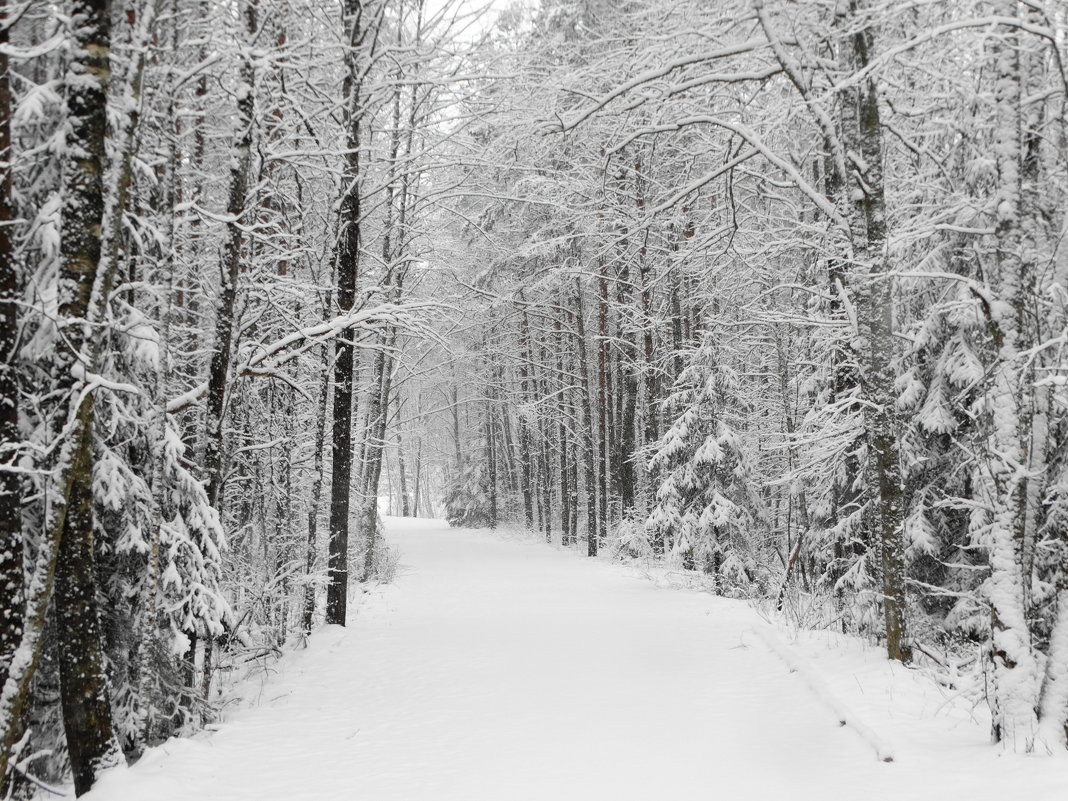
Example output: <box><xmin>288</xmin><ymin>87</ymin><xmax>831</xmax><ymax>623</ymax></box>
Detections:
<box><xmin>88</xmin><ymin>517</ymin><xmax>1067</xmax><ymax>800</ymax></box>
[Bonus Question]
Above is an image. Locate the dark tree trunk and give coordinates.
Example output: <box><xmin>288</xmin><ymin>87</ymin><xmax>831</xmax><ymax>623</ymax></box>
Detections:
<box><xmin>0</xmin><ymin>0</ymin><xmax>155</xmax><ymax>781</ymax></box>
<box><xmin>0</xmin><ymin>0</ymin><xmax>23</xmax><ymax>699</ymax></box>
<box><xmin>57</xmin><ymin>416</ymin><xmax>121</xmax><ymax>796</ymax></box>
<box><xmin>485</xmin><ymin>394</ymin><xmax>498</xmax><ymax>530</ymax></box>
<box><xmin>536</xmin><ymin>333</ymin><xmax>552</xmax><ymax>542</ymax></box>
<box><xmin>597</xmin><ymin>254</ymin><xmax>610</xmax><ymax>543</ymax></box>
<box><xmin>195</xmin><ymin>0</ymin><xmax>258</xmax><ymax>711</ymax></box>
<box><xmin>554</xmin><ymin>314</ymin><xmax>572</xmax><ymax>544</ymax></box>
<box><xmin>0</xmin><ymin>16</ymin><xmax>24</xmax><ymax>789</ymax></box>
<box><xmin>573</xmin><ymin>280</ymin><xmax>597</xmax><ymax>556</ymax></box>
<box><xmin>412</xmin><ymin>437</ymin><xmax>423</xmax><ymax>517</ymax></box>
<box><xmin>326</xmin><ymin>0</ymin><xmax>368</xmax><ymax>625</ymax></box>
<box><xmin>396</xmin><ymin>394</ymin><xmax>411</xmax><ymax>517</ymax></box>
<box><xmin>838</xmin><ymin>0</ymin><xmax>910</xmax><ymax>664</ymax></box>
<box><xmin>636</xmin><ymin>199</ymin><xmax>660</xmax><ymax>548</ymax></box>
<box><xmin>53</xmin><ymin>0</ymin><xmax>124</xmax><ymax>792</ymax></box>
<box><xmin>517</xmin><ymin>303</ymin><xmax>535</xmax><ymax>529</ymax></box>
<box><xmin>614</xmin><ymin>260</ymin><xmax>638</xmax><ymax>516</ymax></box>
<box><xmin>203</xmin><ymin>0</ymin><xmax>257</xmax><ymax>511</ymax></box>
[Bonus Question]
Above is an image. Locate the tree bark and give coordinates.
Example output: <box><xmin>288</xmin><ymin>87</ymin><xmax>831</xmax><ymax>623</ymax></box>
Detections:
<box><xmin>837</xmin><ymin>0</ymin><xmax>911</xmax><ymax>665</ymax></box>
<box><xmin>304</xmin><ymin>331</ymin><xmax>332</xmax><ymax>633</ymax></box>
<box><xmin>484</xmin><ymin>382</ymin><xmax>498</xmax><ymax>530</ymax></box>
<box><xmin>573</xmin><ymin>279</ymin><xmax>598</xmax><ymax>556</ymax></box>
<box><xmin>52</xmin><ymin>0</ymin><xmax>128</xmax><ymax>790</ymax></box>
<box><xmin>554</xmin><ymin>313</ymin><xmax>572</xmax><ymax>544</ymax></box>
<box><xmin>597</xmin><ymin>249</ymin><xmax>610</xmax><ymax>543</ymax></box>
<box><xmin>203</xmin><ymin>0</ymin><xmax>256</xmax><ymax>511</ymax></box>
<box><xmin>517</xmin><ymin>302</ymin><xmax>535</xmax><ymax>529</ymax></box>
<box><xmin>326</xmin><ymin>0</ymin><xmax>369</xmax><ymax>625</ymax></box>
<box><xmin>395</xmin><ymin>393</ymin><xmax>411</xmax><ymax>517</ymax></box>
<box><xmin>982</xmin><ymin>0</ymin><xmax>1043</xmax><ymax>747</ymax></box>
<box><xmin>0</xmin><ymin>0</ymin><xmax>23</xmax><ymax>703</ymax></box>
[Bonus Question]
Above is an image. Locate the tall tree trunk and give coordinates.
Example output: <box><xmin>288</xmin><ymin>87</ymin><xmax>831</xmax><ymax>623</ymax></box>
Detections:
<box><xmin>615</xmin><ymin>259</ymin><xmax>638</xmax><ymax>517</ymax></box>
<box><xmin>360</xmin><ymin>336</ymin><xmax>393</xmax><ymax>576</ymax></box>
<box><xmin>573</xmin><ymin>279</ymin><xmax>598</xmax><ymax>556</ymax></box>
<box><xmin>635</xmin><ymin>178</ymin><xmax>659</xmax><ymax>545</ymax></box>
<box><xmin>536</xmin><ymin>332</ymin><xmax>552</xmax><ymax>542</ymax></box>
<box><xmin>395</xmin><ymin>393</ymin><xmax>411</xmax><ymax>517</ymax></box>
<box><xmin>597</xmin><ymin>250</ymin><xmax>610</xmax><ymax>543</ymax></box>
<box><xmin>981</xmin><ymin>0</ymin><xmax>1043</xmax><ymax>748</ymax></box>
<box><xmin>554</xmin><ymin>313</ymin><xmax>572</xmax><ymax>544</ymax></box>
<box><xmin>326</xmin><ymin>0</ymin><xmax>369</xmax><ymax>625</ymax></box>
<box><xmin>53</xmin><ymin>0</ymin><xmax>132</xmax><ymax>790</ymax></box>
<box><xmin>412</xmin><ymin>436</ymin><xmax>423</xmax><ymax>517</ymax></box>
<box><xmin>203</xmin><ymin>0</ymin><xmax>257</xmax><ymax>508</ymax></box>
<box><xmin>837</xmin><ymin>0</ymin><xmax>910</xmax><ymax>665</ymax></box>
<box><xmin>194</xmin><ymin>0</ymin><xmax>257</xmax><ymax>715</ymax></box>
<box><xmin>0</xmin><ymin>0</ymin><xmax>23</xmax><ymax>705</ymax></box>
<box><xmin>0</xmin><ymin>0</ymin><xmax>157</xmax><ymax>780</ymax></box>
<box><xmin>484</xmin><ymin>385</ymin><xmax>498</xmax><ymax>530</ymax></box>
<box><xmin>517</xmin><ymin>302</ymin><xmax>535</xmax><ymax>529</ymax></box>
<box><xmin>304</xmin><ymin>331</ymin><xmax>332</xmax><ymax>633</ymax></box>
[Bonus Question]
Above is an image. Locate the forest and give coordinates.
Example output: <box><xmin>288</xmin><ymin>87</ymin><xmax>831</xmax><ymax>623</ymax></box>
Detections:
<box><xmin>0</xmin><ymin>0</ymin><xmax>1067</xmax><ymax>795</ymax></box>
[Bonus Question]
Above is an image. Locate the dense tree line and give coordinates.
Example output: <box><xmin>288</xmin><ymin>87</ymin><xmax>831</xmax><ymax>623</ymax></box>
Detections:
<box><xmin>1</xmin><ymin>0</ymin><xmax>1067</xmax><ymax>793</ymax></box>
<box><xmin>442</xmin><ymin>0</ymin><xmax>1068</xmax><ymax>755</ymax></box>
<box><xmin>0</xmin><ymin>0</ymin><xmax>474</xmax><ymax>793</ymax></box>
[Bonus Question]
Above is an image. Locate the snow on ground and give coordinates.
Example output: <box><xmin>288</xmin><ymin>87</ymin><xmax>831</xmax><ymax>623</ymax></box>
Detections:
<box><xmin>86</xmin><ymin>517</ymin><xmax>1067</xmax><ymax>800</ymax></box>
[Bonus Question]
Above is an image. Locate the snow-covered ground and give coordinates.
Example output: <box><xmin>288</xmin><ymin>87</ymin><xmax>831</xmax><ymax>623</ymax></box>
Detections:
<box><xmin>86</xmin><ymin>517</ymin><xmax>1067</xmax><ymax>800</ymax></box>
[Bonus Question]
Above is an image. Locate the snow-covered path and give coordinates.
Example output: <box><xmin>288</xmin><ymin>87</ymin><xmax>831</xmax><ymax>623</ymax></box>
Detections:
<box><xmin>89</xmin><ymin>518</ymin><xmax>1066</xmax><ymax>800</ymax></box>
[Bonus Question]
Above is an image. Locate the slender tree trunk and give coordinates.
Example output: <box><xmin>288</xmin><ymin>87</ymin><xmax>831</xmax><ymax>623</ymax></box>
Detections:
<box><xmin>203</xmin><ymin>0</ymin><xmax>256</xmax><ymax>510</ymax></box>
<box><xmin>395</xmin><ymin>393</ymin><xmax>411</xmax><ymax>517</ymax></box>
<box><xmin>635</xmin><ymin>189</ymin><xmax>660</xmax><ymax>546</ymax></box>
<box><xmin>536</xmin><ymin>333</ymin><xmax>552</xmax><ymax>542</ymax></box>
<box><xmin>573</xmin><ymin>279</ymin><xmax>598</xmax><ymax>556</ymax></box>
<box><xmin>451</xmin><ymin>379</ymin><xmax>462</xmax><ymax>470</ymax></box>
<box><xmin>192</xmin><ymin>0</ymin><xmax>257</xmax><ymax>715</ymax></box>
<box><xmin>517</xmin><ymin>303</ymin><xmax>535</xmax><ymax>529</ymax></box>
<box><xmin>615</xmin><ymin>265</ymin><xmax>638</xmax><ymax>517</ymax></box>
<box><xmin>360</xmin><ymin>335</ymin><xmax>393</xmax><ymax>577</ymax></box>
<box><xmin>326</xmin><ymin>0</ymin><xmax>369</xmax><ymax>625</ymax></box>
<box><xmin>597</xmin><ymin>251</ymin><xmax>610</xmax><ymax>543</ymax></box>
<box><xmin>554</xmin><ymin>313</ymin><xmax>572</xmax><ymax>544</ymax></box>
<box><xmin>835</xmin><ymin>0</ymin><xmax>910</xmax><ymax>666</ymax></box>
<box><xmin>485</xmin><ymin>389</ymin><xmax>498</xmax><ymax>530</ymax></box>
<box><xmin>412</xmin><ymin>436</ymin><xmax>423</xmax><ymax>517</ymax></box>
<box><xmin>304</xmin><ymin>332</ymin><xmax>332</xmax><ymax>633</ymax></box>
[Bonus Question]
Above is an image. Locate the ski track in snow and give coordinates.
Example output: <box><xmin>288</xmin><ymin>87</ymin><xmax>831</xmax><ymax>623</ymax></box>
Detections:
<box><xmin>87</xmin><ymin>517</ymin><xmax>1067</xmax><ymax>801</ymax></box>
